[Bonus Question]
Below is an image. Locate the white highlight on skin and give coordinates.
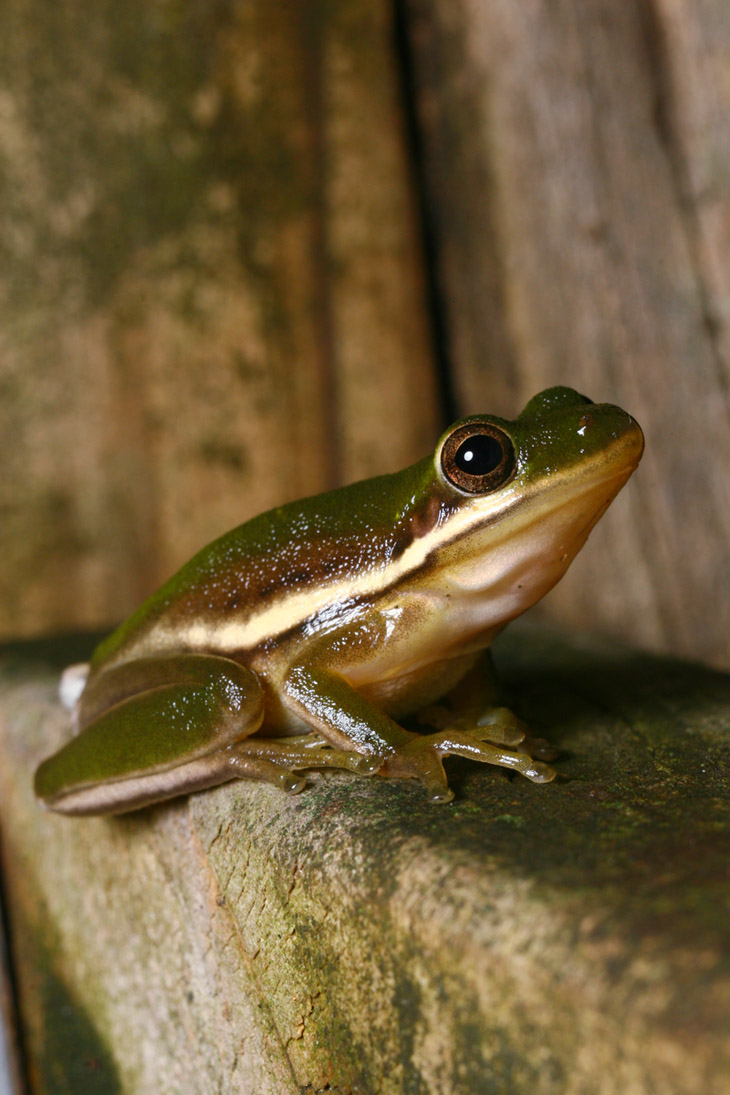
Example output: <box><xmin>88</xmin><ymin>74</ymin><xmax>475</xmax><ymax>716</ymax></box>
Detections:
<box><xmin>59</xmin><ymin>663</ymin><xmax>90</xmax><ymax>710</ymax></box>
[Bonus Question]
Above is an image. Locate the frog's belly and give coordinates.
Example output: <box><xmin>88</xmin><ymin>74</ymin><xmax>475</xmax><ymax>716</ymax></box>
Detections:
<box><xmin>252</xmin><ymin>588</ymin><xmax>503</xmax><ymax>736</ymax></box>
<box><xmin>357</xmin><ymin>650</ymin><xmax>480</xmax><ymax>720</ymax></box>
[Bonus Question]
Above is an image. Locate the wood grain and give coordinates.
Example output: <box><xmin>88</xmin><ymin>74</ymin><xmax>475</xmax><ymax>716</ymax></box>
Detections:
<box><xmin>0</xmin><ymin>0</ymin><xmax>439</xmax><ymax>641</ymax></box>
<box><xmin>406</xmin><ymin>0</ymin><xmax>730</xmax><ymax>666</ymax></box>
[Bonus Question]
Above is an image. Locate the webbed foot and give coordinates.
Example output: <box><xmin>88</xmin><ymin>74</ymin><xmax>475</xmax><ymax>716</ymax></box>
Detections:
<box><xmin>381</xmin><ymin>722</ymin><xmax>557</xmax><ymax>803</ymax></box>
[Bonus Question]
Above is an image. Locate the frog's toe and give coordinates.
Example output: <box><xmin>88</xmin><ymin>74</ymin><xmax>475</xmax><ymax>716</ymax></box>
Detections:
<box><xmin>426</xmin><ymin>782</ymin><xmax>455</xmax><ymax>804</ymax></box>
<box><xmin>296</xmin><ymin>745</ymin><xmax>382</xmax><ymax>776</ymax></box>
<box><xmin>521</xmin><ymin>761</ymin><xmax>556</xmax><ymax>784</ymax></box>
<box><xmin>286</xmin><ymin>731</ymin><xmax>329</xmax><ymax>749</ymax></box>
<box><xmin>450</xmin><ymin>731</ymin><xmax>553</xmax><ymax>784</ymax></box>
<box><xmin>280</xmin><ymin>771</ymin><xmax>307</xmax><ymax>795</ymax></box>
<box><xmin>416</xmin><ymin>751</ymin><xmax>453</xmax><ymax>803</ymax></box>
<box><xmin>228</xmin><ymin>751</ymin><xmax>308</xmax><ymax>795</ymax></box>
<box><xmin>348</xmin><ymin>753</ymin><xmax>382</xmax><ymax>775</ymax></box>
<box><xmin>472</xmin><ymin>706</ymin><xmax>529</xmax><ymax>747</ymax></box>
<box><xmin>468</xmin><ymin>721</ymin><xmax>526</xmax><ymax>748</ymax></box>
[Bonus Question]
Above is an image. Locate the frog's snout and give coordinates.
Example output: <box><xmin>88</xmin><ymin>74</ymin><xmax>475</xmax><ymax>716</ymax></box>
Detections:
<box><xmin>595</xmin><ymin>404</ymin><xmax>645</xmax><ymax>468</ymax></box>
<box><xmin>622</xmin><ymin>412</ymin><xmax>645</xmax><ymax>465</ymax></box>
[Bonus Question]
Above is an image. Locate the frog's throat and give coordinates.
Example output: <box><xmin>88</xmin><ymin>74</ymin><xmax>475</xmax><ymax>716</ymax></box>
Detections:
<box><xmin>146</xmin><ymin>443</ymin><xmax>640</xmax><ymax>657</ymax></box>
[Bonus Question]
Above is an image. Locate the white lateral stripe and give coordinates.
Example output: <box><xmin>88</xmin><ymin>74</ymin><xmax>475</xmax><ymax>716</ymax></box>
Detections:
<box><xmin>164</xmin><ymin>490</ymin><xmax>513</xmax><ymax>653</ymax></box>
<box><xmin>156</xmin><ymin>460</ymin><xmax>630</xmax><ymax>656</ymax></box>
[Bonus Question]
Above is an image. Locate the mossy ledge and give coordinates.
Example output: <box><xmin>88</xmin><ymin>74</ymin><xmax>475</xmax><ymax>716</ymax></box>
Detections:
<box><xmin>0</xmin><ymin>623</ymin><xmax>729</xmax><ymax>1094</ymax></box>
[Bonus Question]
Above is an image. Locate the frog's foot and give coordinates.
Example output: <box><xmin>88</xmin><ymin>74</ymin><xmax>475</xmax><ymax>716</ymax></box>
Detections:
<box><xmin>228</xmin><ymin>735</ymin><xmax>382</xmax><ymax>795</ymax></box>
<box><xmin>59</xmin><ymin>662</ymin><xmax>90</xmax><ymax>712</ymax></box>
<box><xmin>381</xmin><ymin>726</ymin><xmax>557</xmax><ymax>804</ymax></box>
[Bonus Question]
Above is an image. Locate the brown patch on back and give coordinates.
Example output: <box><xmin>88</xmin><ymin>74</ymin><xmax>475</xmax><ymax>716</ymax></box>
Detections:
<box><xmin>408</xmin><ymin>495</ymin><xmax>449</xmax><ymax>542</ymax></box>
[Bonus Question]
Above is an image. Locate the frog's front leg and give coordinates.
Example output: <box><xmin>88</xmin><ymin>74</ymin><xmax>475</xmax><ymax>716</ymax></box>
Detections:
<box><xmin>282</xmin><ymin>654</ymin><xmax>555</xmax><ymax>804</ymax></box>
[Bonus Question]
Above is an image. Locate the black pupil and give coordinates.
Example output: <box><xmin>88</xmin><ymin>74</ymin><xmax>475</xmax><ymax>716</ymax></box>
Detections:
<box><xmin>454</xmin><ymin>433</ymin><xmax>504</xmax><ymax>476</ymax></box>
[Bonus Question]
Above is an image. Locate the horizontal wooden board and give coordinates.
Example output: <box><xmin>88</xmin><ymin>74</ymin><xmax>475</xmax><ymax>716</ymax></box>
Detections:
<box><xmin>1</xmin><ymin>625</ymin><xmax>729</xmax><ymax>1092</ymax></box>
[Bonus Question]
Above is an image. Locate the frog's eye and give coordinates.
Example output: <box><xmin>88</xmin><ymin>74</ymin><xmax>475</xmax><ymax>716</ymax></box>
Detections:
<box><xmin>441</xmin><ymin>423</ymin><xmax>516</xmax><ymax>494</ymax></box>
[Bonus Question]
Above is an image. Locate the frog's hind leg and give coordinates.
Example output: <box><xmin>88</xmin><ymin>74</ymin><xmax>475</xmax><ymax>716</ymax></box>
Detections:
<box><xmin>39</xmin><ymin>654</ymin><xmax>382</xmax><ymax>815</ymax></box>
<box><xmin>37</xmin><ymin>654</ymin><xmax>270</xmax><ymax>815</ymax></box>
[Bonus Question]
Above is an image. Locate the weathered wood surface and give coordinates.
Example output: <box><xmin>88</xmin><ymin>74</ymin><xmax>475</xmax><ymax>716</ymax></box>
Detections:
<box><xmin>0</xmin><ymin>0</ymin><xmax>439</xmax><ymax>641</ymax></box>
<box><xmin>406</xmin><ymin>0</ymin><xmax>730</xmax><ymax>668</ymax></box>
<box><xmin>1</xmin><ymin>625</ymin><xmax>729</xmax><ymax>1094</ymax></box>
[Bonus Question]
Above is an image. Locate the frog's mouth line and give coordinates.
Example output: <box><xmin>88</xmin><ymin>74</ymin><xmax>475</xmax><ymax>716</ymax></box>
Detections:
<box><xmin>419</xmin><ymin>459</ymin><xmax>636</xmax><ymax>603</ymax></box>
<box><xmin>444</xmin><ymin>438</ymin><xmax>643</xmax><ymax>559</ymax></box>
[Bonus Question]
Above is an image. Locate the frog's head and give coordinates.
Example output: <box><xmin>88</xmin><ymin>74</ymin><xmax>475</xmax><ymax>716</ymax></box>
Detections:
<box><xmin>425</xmin><ymin>386</ymin><xmax>644</xmax><ymax>624</ymax></box>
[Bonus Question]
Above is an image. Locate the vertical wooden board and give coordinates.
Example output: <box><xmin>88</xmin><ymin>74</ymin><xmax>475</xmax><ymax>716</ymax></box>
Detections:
<box><xmin>650</xmin><ymin>0</ymin><xmax>730</xmax><ymax>377</ymax></box>
<box><xmin>0</xmin><ymin>901</ymin><xmax>22</xmax><ymax>1095</ymax></box>
<box><xmin>322</xmin><ymin>0</ymin><xmax>441</xmax><ymax>480</ymax></box>
<box><xmin>0</xmin><ymin>0</ymin><xmax>438</xmax><ymax>641</ymax></box>
<box><xmin>406</xmin><ymin>0</ymin><xmax>730</xmax><ymax>667</ymax></box>
<box><xmin>1</xmin><ymin>660</ymin><xmax>301</xmax><ymax>1094</ymax></box>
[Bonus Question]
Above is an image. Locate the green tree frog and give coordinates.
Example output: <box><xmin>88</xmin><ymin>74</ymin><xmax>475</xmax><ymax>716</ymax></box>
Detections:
<box><xmin>35</xmin><ymin>387</ymin><xmax>643</xmax><ymax>815</ymax></box>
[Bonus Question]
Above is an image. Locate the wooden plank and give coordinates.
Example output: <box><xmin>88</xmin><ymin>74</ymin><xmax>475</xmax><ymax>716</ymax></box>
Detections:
<box><xmin>405</xmin><ymin>0</ymin><xmax>730</xmax><ymax>667</ymax></box>
<box><xmin>0</xmin><ymin>0</ymin><xmax>439</xmax><ymax>641</ymax></box>
<box><xmin>1</xmin><ymin>626</ymin><xmax>729</xmax><ymax>1093</ymax></box>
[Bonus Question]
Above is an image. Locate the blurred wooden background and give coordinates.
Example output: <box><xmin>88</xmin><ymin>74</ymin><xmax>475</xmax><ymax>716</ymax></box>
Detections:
<box><xmin>1</xmin><ymin>0</ymin><xmax>729</xmax><ymax>667</ymax></box>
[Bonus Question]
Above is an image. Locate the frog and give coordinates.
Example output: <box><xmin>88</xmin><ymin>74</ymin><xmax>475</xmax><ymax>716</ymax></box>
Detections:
<box><xmin>34</xmin><ymin>386</ymin><xmax>644</xmax><ymax>815</ymax></box>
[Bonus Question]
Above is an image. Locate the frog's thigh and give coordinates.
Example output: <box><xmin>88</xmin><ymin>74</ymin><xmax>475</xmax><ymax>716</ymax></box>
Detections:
<box><xmin>36</xmin><ymin>654</ymin><xmax>265</xmax><ymax>816</ymax></box>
